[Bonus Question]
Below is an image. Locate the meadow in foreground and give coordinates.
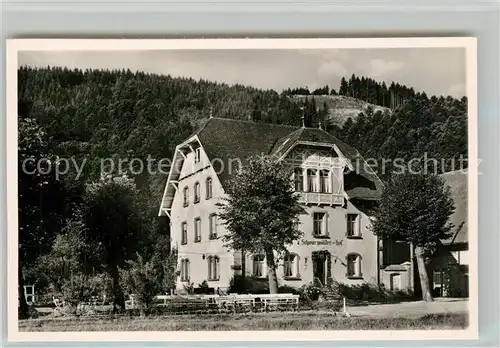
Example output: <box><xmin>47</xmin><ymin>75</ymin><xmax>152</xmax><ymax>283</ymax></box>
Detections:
<box><xmin>20</xmin><ymin>312</ymin><xmax>468</xmax><ymax>332</ymax></box>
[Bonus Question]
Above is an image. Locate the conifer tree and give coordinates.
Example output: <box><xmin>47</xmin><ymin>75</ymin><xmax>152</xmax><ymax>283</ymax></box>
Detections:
<box><xmin>339</xmin><ymin>77</ymin><xmax>348</xmax><ymax>96</ymax></box>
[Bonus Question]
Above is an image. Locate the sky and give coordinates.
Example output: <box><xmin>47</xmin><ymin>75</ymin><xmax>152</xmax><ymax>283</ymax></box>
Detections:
<box><xmin>18</xmin><ymin>47</ymin><xmax>467</xmax><ymax>98</ymax></box>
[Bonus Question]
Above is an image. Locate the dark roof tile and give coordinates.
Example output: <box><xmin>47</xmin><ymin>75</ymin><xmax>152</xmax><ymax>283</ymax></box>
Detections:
<box><xmin>195</xmin><ymin>117</ymin><xmax>383</xmax><ymax>201</ymax></box>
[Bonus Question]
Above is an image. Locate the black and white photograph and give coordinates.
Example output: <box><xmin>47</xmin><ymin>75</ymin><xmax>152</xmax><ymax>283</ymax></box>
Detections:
<box><xmin>7</xmin><ymin>38</ymin><xmax>478</xmax><ymax>341</ymax></box>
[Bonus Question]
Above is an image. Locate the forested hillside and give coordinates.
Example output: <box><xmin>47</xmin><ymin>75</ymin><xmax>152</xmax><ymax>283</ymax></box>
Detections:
<box><xmin>19</xmin><ymin>66</ymin><xmax>467</xmax><ymax>183</ymax></box>
<box><xmin>331</xmin><ymin>94</ymin><xmax>468</xmax><ymax>178</ymax></box>
<box><xmin>17</xmin><ymin>66</ymin><xmax>308</xmax><ymax>298</ymax></box>
<box><xmin>17</xmin><ymin>66</ymin><xmax>467</xmax><ymax>305</ymax></box>
<box><xmin>290</xmin><ymin>94</ymin><xmax>390</xmax><ymax>127</ymax></box>
<box><xmin>283</xmin><ymin>73</ymin><xmax>419</xmax><ymax>109</ymax></box>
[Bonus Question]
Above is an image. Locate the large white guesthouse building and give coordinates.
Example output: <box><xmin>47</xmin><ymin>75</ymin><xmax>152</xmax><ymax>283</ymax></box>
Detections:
<box><xmin>159</xmin><ymin>117</ymin><xmax>417</xmax><ymax>294</ymax></box>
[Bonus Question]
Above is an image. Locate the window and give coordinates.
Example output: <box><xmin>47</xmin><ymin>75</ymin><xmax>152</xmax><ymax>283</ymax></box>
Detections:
<box><xmin>194</xmin><ymin>147</ymin><xmax>201</xmax><ymax>164</ymax></box>
<box><xmin>283</xmin><ymin>253</ymin><xmax>300</xmax><ymax>279</ymax></box>
<box><xmin>180</xmin><ymin>259</ymin><xmax>190</xmax><ymax>281</ymax></box>
<box><xmin>194</xmin><ymin>182</ymin><xmax>201</xmax><ymax>203</ymax></box>
<box><xmin>294</xmin><ymin>168</ymin><xmax>304</xmax><ymax>192</ymax></box>
<box><xmin>313</xmin><ymin>212</ymin><xmax>328</xmax><ymax>237</ymax></box>
<box><xmin>209</xmin><ymin>214</ymin><xmax>217</xmax><ymax>239</ymax></box>
<box><xmin>206</xmin><ymin>177</ymin><xmax>213</xmax><ymax>199</ymax></box>
<box><xmin>346</xmin><ymin>214</ymin><xmax>361</xmax><ymax>237</ymax></box>
<box><xmin>319</xmin><ymin>170</ymin><xmax>330</xmax><ymax>193</ymax></box>
<box><xmin>181</xmin><ymin>222</ymin><xmax>188</xmax><ymax>245</ymax></box>
<box><xmin>307</xmin><ymin>169</ymin><xmax>318</xmax><ymax>192</ymax></box>
<box><xmin>183</xmin><ymin>187</ymin><xmax>189</xmax><ymax>207</ymax></box>
<box><xmin>208</xmin><ymin>256</ymin><xmax>220</xmax><ymax>281</ymax></box>
<box><xmin>194</xmin><ymin>217</ymin><xmax>201</xmax><ymax>242</ymax></box>
<box><xmin>252</xmin><ymin>254</ymin><xmax>266</xmax><ymax>277</ymax></box>
<box><xmin>346</xmin><ymin>253</ymin><xmax>362</xmax><ymax>278</ymax></box>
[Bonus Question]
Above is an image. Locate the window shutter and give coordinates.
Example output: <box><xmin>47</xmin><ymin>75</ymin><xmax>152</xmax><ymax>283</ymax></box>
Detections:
<box><xmin>357</xmin><ymin>255</ymin><xmax>361</xmax><ymax>277</ymax></box>
<box><xmin>324</xmin><ymin>211</ymin><xmax>329</xmax><ymax>236</ymax></box>
<box><xmin>296</xmin><ymin>255</ymin><xmax>301</xmax><ymax>278</ymax></box>
<box><xmin>345</xmin><ymin>255</ymin><xmax>349</xmax><ymax>277</ymax></box>
<box><xmin>358</xmin><ymin>215</ymin><xmax>362</xmax><ymax>237</ymax></box>
<box><xmin>207</xmin><ymin>256</ymin><xmax>211</xmax><ymax>280</ymax></box>
<box><xmin>345</xmin><ymin>214</ymin><xmax>348</xmax><ymax>237</ymax></box>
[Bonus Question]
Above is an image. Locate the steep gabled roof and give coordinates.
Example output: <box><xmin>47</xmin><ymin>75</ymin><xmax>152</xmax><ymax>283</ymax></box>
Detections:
<box><xmin>192</xmin><ymin>117</ymin><xmax>383</xmax><ymax>201</ymax></box>
<box><xmin>194</xmin><ymin>118</ymin><xmax>296</xmax><ymax>185</ymax></box>
<box><xmin>440</xmin><ymin>170</ymin><xmax>468</xmax><ymax>245</ymax></box>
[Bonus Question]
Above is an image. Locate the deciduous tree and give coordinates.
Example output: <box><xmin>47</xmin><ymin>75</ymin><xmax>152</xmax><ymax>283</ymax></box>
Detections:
<box><xmin>218</xmin><ymin>156</ymin><xmax>303</xmax><ymax>294</ymax></box>
<box><xmin>84</xmin><ymin>174</ymin><xmax>142</xmax><ymax>312</ymax></box>
<box><xmin>18</xmin><ymin>118</ymin><xmax>65</xmax><ymax>318</ymax></box>
<box><xmin>372</xmin><ymin>171</ymin><xmax>455</xmax><ymax>302</ymax></box>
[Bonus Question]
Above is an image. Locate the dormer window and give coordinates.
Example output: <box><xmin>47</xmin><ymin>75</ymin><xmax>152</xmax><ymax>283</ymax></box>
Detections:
<box><xmin>293</xmin><ymin>168</ymin><xmax>304</xmax><ymax>192</ymax></box>
<box><xmin>307</xmin><ymin>169</ymin><xmax>319</xmax><ymax>192</ymax></box>
<box><xmin>320</xmin><ymin>170</ymin><xmax>330</xmax><ymax>193</ymax></box>
<box><xmin>194</xmin><ymin>147</ymin><xmax>201</xmax><ymax>164</ymax></box>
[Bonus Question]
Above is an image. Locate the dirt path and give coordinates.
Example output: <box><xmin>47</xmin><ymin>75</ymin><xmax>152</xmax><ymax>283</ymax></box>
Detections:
<box><xmin>346</xmin><ymin>298</ymin><xmax>469</xmax><ymax>318</ymax></box>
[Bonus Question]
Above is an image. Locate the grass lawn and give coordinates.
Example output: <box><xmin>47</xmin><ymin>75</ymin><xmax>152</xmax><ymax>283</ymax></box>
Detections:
<box><xmin>19</xmin><ymin>312</ymin><xmax>468</xmax><ymax>332</ymax></box>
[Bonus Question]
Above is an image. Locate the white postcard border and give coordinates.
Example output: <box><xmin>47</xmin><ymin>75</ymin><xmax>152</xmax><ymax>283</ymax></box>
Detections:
<box><xmin>6</xmin><ymin>37</ymin><xmax>478</xmax><ymax>342</ymax></box>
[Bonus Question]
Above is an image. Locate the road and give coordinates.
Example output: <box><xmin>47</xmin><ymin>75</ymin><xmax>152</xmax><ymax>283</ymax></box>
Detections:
<box><xmin>346</xmin><ymin>298</ymin><xmax>469</xmax><ymax>318</ymax></box>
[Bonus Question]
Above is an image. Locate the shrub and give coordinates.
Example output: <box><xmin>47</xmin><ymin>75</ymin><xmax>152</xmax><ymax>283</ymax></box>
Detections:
<box><xmin>194</xmin><ymin>280</ymin><xmax>214</xmax><ymax>295</ymax></box>
<box><xmin>35</xmin><ymin>293</ymin><xmax>57</xmax><ymax>308</ymax></box>
<box><xmin>119</xmin><ymin>249</ymin><xmax>177</xmax><ymax>314</ymax></box>
<box><xmin>228</xmin><ymin>275</ymin><xmax>269</xmax><ymax>294</ymax></box>
<box><xmin>228</xmin><ymin>275</ymin><xmax>248</xmax><ymax>294</ymax></box>
<box><xmin>298</xmin><ymin>282</ymin><xmax>323</xmax><ymax>303</ymax></box>
<box><xmin>183</xmin><ymin>281</ymin><xmax>195</xmax><ymax>295</ymax></box>
<box><xmin>59</xmin><ymin>273</ymin><xmax>111</xmax><ymax>308</ymax></box>
<box><xmin>337</xmin><ymin>282</ymin><xmax>412</xmax><ymax>302</ymax></box>
<box><xmin>278</xmin><ymin>285</ymin><xmax>299</xmax><ymax>294</ymax></box>
<box><xmin>119</xmin><ymin>254</ymin><xmax>165</xmax><ymax>315</ymax></box>
<box><xmin>227</xmin><ymin>276</ymin><xmax>303</xmax><ymax>295</ymax></box>
<box><xmin>33</xmin><ymin>211</ymin><xmax>99</xmax><ymax>294</ymax></box>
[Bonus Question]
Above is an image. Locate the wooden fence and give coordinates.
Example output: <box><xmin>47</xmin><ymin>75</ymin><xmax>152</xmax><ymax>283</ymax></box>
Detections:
<box><xmin>126</xmin><ymin>293</ymin><xmax>300</xmax><ymax>314</ymax></box>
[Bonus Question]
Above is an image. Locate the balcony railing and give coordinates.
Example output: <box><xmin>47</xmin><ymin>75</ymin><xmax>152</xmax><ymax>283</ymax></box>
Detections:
<box><xmin>297</xmin><ymin>192</ymin><xmax>343</xmax><ymax>205</ymax></box>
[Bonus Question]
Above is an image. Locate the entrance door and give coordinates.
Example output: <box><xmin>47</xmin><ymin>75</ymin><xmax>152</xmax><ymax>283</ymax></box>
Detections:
<box><xmin>432</xmin><ymin>270</ymin><xmax>443</xmax><ymax>297</ymax></box>
<box><xmin>313</xmin><ymin>258</ymin><xmax>325</xmax><ymax>286</ymax></box>
<box><xmin>312</xmin><ymin>252</ymin><xmax>330</xmax><ymax>286</ymax></box>
<box><xmin>390</xmin><ymin>273</ymin><xmax>401</xmax><ymax>291</ymax></box>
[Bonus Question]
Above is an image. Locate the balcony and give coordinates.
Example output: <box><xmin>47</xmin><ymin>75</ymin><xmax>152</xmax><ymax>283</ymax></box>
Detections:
<box><xmin>297</xmin><ymin>192</ymin><xmax>344</xmax><ymax>206</ymax></box>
